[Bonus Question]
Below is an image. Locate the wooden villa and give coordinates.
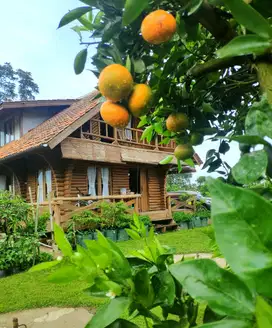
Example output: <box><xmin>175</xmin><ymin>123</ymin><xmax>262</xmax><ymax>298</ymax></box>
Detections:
<box><xmin>0</xmin><ymin>92</ymin><xmax>202</xmax><ymax>231</ymax></box>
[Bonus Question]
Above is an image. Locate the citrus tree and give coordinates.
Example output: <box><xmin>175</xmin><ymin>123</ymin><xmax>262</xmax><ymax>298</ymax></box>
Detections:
<box><xmin>59</xmin><ymin>0</ymin><xmax>272</xmax><ymax>181</ymax></box>
<box><xmin>38</xmin><ymin>1</ymin><xmax>272</xmax><ymax>327</ymax></box>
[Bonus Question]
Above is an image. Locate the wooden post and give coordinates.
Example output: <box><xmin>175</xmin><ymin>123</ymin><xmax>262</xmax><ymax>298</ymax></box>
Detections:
<box><xmin>135</xmin><ymin>196</ymin><xmax>139</xmax><ymax>213</ymax></box>
<box><xmin>167</xmin><ymin>195</ymin><xmax>172</xmax><ymax>218</ymax></box>
<box><xmin>155</xmin><ymin>135</ymin><xmax>159</xmax><ymax>150</ymax></box>
<box><xmin>53</xmin><ymin>202</ymin><xmax>61</xmax><ymax>226</ymax></box>
<box><xmin>13</xmin><ymin>318</ymin><xmax>18</xmax><ymax>328</ymax></box>
<box><xmin>48</xmin><ymin>192</ymin><xmax>54</xmax><ymax>241</ymax></box>
<box><xmin>28</xmin><ymin>186</ymin><xmax>35</xmax><ymax>220</ymax></box>
<box><xmin>113</xmin><ymin>128</ymin><xmax>118</xmax><ymax>144</ymax></box>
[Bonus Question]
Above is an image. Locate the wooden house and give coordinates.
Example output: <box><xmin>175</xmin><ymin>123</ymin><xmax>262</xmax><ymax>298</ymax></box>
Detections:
<box><xmin>0</xmin><ymin>92</ymin><xmax>202</xmax><ymax>230</ymax></box>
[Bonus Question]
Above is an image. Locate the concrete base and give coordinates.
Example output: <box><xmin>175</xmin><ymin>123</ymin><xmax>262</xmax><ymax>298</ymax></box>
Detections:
<box><xmin>0</xmin><ymin>307</ymin><xmax>93</xmax><ymax>328</ymax></box>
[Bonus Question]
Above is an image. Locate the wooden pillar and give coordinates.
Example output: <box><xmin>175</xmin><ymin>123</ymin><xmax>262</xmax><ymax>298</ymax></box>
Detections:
<box><xmin>135</xmin><ymin>197</ymin><xmax>139</xmax><ymax>213</ymax></box>
<box><xmin>53</xmin><ymin>202</ymin><xmax>61</xmax><ymax>226</ymax></box>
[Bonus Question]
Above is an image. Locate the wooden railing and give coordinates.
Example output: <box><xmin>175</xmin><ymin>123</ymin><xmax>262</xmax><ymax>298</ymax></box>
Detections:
<box><xmin>81</xmin><ymin>118</ymin><xmax>176</xmax><ymax>152</ymax></box>
<box><xmin>167</xmin><ymin>193</ymin><xmax>196</xmax><ymax>215</ymax></box>
<box><xmin>31</xmin><ymin>194</ymin><xmax>141</xmax><ymax>230</ymax></box>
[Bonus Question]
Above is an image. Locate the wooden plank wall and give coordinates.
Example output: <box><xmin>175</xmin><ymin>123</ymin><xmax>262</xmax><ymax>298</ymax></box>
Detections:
<box><xmin>148</xmin><ymin>167</ymin><xmax>167</xmax><ymax>211</ymax></box>
<box><xmin>111</xmin><ymin>166</ymin><xmax>129</xmax><ymax>195</ymax></box>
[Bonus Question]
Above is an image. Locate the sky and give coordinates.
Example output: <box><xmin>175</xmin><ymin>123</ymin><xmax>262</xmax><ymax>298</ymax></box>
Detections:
<box><xmin>0</xmin><ymin>0</ymin><xmax>240</xmax><ymax>179</ymax></box>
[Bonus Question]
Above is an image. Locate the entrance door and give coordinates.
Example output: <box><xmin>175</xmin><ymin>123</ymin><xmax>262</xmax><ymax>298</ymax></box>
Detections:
<box><xmin>129</xmin><ymin>167</ymin><xmax>149</xmax><ymax>212</ymax></box>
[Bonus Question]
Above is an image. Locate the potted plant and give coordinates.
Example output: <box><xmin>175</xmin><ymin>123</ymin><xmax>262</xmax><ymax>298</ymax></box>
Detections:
<box><xmin>192</xmin><ymin>213</ymin><xmax>202</xmax><ymax>228</ymax></box>
<box><xmin>173</xmin><ymin>212</ymin><xmax>192</xmax><ymax>230</ymax></box>
<box><xmin>197</xmin><ymin>210</ymin><xmax>210</xmax><ymax>227</ymax></box>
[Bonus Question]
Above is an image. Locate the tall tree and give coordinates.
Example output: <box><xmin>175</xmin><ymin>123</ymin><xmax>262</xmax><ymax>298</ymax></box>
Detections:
<box><xmin>0</xmin><ymin>62</ymin><xmax>39</xmax><ymax>102</ymax></box>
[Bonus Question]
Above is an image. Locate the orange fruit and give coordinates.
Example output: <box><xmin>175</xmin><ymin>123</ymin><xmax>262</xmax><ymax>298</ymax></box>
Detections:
<box><xmin>141</xmin><ymin>10</ymin><xmax>177</xmax><ymax>45</ymax></box>
<box><xmin>128</xmin><ymin>84</ymin><xmax>152</xmax><ymax>117</ymax></box>
<box><xmin>190</xmin><ymin>133</ymin><xmax>204</xmax><ymax>146</ymax></box>
<box><xmin>98</xmin><ymin>64</ymin><xmax>133</xmax><ymax>102</ymax></box>
<box><xmin>174</xmin><ymin>144</ymin><xmax>194</xmax><ymax>161</ymax></box>
<box><xmin>166</xmin><ymin>113</ymin><xmax>189</xmax><ymax>132</ymax></box>
<box><xmin>100</xmin><ymin>101</ymin><xmax>130</xmax><ymax>128</ymax></box>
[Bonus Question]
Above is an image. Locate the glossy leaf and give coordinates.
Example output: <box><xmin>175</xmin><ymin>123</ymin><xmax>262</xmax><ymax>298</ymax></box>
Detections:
<box><xmin>58</xmin><ymin>7</ymin><xmax>91</xmax><ymax>28</ymax></box>
<box><xmin>223</xmin><ymin>0</ymin><xmax>272</xmax><ymax>39</ymax></box>
<box><xmin>107</xmin><ymin>319</ymin><xmax>139</xmax><ymax>328</ymax></box>
<box><xmin>256</xmin><ymin>296</ymin><xmax>272</xmax><ymax>328</ymax></box>
<box><xmin>133</xmin><ymin>59</ymin><xmax>146</xmax><ymax>74</ymax></box>
<box><xmin>199</xmin><ymin>318</ymin><xmax>252</xmax><ymax>327</ymax></box>
<box><xmin>160</xmin><ymin>155</ymin><xmax>174</xmax><ymax>165</ymax></box>
<box><xmin>125</xmin><ymin>228</ymin><xmax>141</xmax><ymax>240</ymax></box>
<box><xmin>141</xmin><ymin>126</ymin><xmax>153</xmax><ymax>143</ymax></box>
<box><xmin>170</xmin><ymin>259</ymin><xmax>255</xmax><ymax>318</ymax></box>
<box><xmin>177</xmin><ymin>159</ymin><xmax>182</xmax><ymax>173</ymax></box>
<box><xmin>207</xmin><ymin>178</ymin><xmax>272</xmax><ymax>296</ymax></box>
<box><xmin>152</xmin><ymin>271</ymin><xmax>175</xmax><ymax>306</ymax></box>
<box><xmin>122</xmin><ymin>0</ymin><xmax>148</xmax><ymax>26</ymax></box>
<box><xmin>219</xmin><ymin>141</ymin><xmax>230</xmax><ymax>155</ymax></box>
<box><xmin>231</xmin><ymin>135</ymin><xmax>270</xmax><ymax>146</ymax></box>
<box><xmin>54</xmin><ymin>224</ymin><xmax>73</xmax><ymax>257</ymax></box>
<box><xmin>184</xmin><ymin>158</ymin><xmax>195</xmax><ymax>167</ymax></box>
<box><xmin>74</xmin><ymin>48</ymin><xmax>88</xmax><ymax>75</ymax></box>
<box><xmin>217</xmin><ymin>35</ymin><xmax>271</xmax><ymax>58</ymax></box>
<box><xmin>184</xmin><ymin>0</ymin><xmax>204</xmax><ymax>15</ymax></box>
<box><xmin>29</xmin><ymin>260</ymin><xmax>60</xmax><ymax>273</ymax></box>
<box><xmin>134</xmin><ymin>269</ymin><xmax>154</xmax><ymax>307</ymax></box>
<box><xmin>48</xmin><ymin>265</ymin><xmax>81</xmax><ymax>283</ymax></box>
<box><xmin>126</xmin><ymin>56</ymin><xmax>131</xmax><ymax>72</ymax></box>
<box><xmin>245</xmin><ymin>109</ymin><xmax>272</xmax><ymax>139</ymax></box>
<box><xmin>86</xmin><ymin>297</ymin><xmax>131</xmax><ymax>328</ymax></box>
<box><xmin>232</xmin><ymin>150</ymin><xmax>268</xmax><ymax>184</ymax></box>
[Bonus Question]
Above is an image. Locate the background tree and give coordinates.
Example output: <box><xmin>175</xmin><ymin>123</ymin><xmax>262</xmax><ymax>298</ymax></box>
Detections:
<box><xmin>166</xmin><ymin>172</ymin><xmax>196</xmax><ymax>191</ymax></box>
<box><xmin>0</xmin><ymin>62</ymin><xmax>39</xmax><ymax>102</ymax></box>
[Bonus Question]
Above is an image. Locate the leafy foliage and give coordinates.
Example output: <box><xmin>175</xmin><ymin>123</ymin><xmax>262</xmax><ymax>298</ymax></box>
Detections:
<box><xmin>0</xmin><ymin>63</ymin><xmax>39</xmax><ymax>101</ymax></box>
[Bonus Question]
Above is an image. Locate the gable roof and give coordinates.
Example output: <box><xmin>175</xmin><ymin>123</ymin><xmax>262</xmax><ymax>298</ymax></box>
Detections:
<box><xmin>0</xmin><ymin>99</ymin><xmax>76</xmax><ymax>112</ymax></box>
<box><xmin>0</xmin><ymin>91</ymin><xmax>100</xmax><ymax>161</ymax></box>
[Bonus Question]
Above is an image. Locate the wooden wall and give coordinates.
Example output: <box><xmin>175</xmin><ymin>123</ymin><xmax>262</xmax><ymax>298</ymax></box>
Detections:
<box><xmin>148</xmin><ymin>167</ymin><xmax>167</xmax><ymax>211</ymax></box>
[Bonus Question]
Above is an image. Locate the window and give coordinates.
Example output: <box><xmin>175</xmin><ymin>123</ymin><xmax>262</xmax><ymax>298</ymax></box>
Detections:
<box><xmin>0</xmin><ymin>174</ymin><xmax>16</xmax><ymax>194</ymax></box>
<box><xmin>37</xmin><ymin>169</ymin><xmax>52</xmax><ymax>203</ymax></box>
<box><xmin>87</xmin><ymin>166</ymin><xmax>111</xmax><ymax>196</ymax></box>
<box><xmin>0</xmin><ymin>175</ymin><xmax>7</xmax><ymax>191</ymax></box>
<box><xmin>5</xmin><ymin>118</ymin><xmax>15</xmax><ymax>144</ymax></box>
<box><xmin>0</xmin><ymin>117</ymin><xmax>20</xmax><ymax>146</ymax></box>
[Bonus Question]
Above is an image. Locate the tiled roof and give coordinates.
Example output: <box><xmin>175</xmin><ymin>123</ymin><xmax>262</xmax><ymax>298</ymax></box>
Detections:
<box><xmin>0</xmin><ymin>91</ymin><xmax>99</xmax><ymax>160</ymax></box>
<box><xmin>0</xmin><ymin>99</ymin><xmax>76</xmax><ymax>111</ymax></box>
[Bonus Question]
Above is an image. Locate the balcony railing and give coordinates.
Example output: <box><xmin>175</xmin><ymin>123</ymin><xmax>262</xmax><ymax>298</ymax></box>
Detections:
<box><xmin>81</xmin><ymin>118</ymin><xmax>176</xmax><ymax>152</ymax></box>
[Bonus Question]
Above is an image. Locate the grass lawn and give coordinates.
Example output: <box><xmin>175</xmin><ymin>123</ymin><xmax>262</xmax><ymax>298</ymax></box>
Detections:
<box><xmin>0</xmin><ymin>228</ymin><xmax>211</xmax><ymax>321</ymax></box>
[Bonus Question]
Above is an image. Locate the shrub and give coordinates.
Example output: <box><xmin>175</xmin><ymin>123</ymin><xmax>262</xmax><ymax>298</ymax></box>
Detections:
<box><xmin>139</xmin><ymin>214</ymin><xmax>151</xmax><ymax>227</ymax></box>
<box><xmin>99</xmin><ymin>201</ymin><xmax>129</xmax><ymax>229</ymax></box>
<box><xmin>71</xmin><ymin>210</ymin><xmax>101</xmax><ymax>231</ymax></box>
<box><xmin>173</xmin><ymin>211</ymin><xmax>193</xmax><ymax>223</ymax></box>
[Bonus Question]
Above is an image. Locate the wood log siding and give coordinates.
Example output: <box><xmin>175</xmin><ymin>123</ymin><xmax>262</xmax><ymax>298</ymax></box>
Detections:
<box><xmin>111</xmin><ymin>167</ymin><xmax>130</xmax><ymax>195</ymax></box>
<box><xmin>148</xmin><ymin>168</ymin><xmax>167</xmax><ymax>211</ymax></box>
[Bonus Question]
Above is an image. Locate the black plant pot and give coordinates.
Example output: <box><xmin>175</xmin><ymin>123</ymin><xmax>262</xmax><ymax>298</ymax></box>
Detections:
<box><xmin>193</xmin><ymin>217</ymin><xmax>202</xmax><ymax>228</ymax></box>
<box><xmin>187</xmin><ymin>221</ymin><xmax>194</xmax><ymax>229</ymax></box>
<box><xmin>118</xmin><ymin>229</ymin><xmax>129</xmax><ymax>241</ymax></box>
<box><xmin>106</xmin><ymin>229</ymin><xmax>117</xmax><ymax>242</ymax></box>
<box><xmin>201</xmin><ymin>218</ymin><xmax>208</xmax><ymax>227</ymax></box>
<box><xmin>179</xmin><ymin>222</ymin><xmax>188</xmax><ymax>230</ymax></box>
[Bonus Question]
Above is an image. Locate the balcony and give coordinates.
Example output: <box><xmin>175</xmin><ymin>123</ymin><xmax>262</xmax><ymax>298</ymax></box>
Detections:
<box><xmin>80</xmin><ymin>118</ymin><xmax>176</xmax><ymax>152</ymax></box>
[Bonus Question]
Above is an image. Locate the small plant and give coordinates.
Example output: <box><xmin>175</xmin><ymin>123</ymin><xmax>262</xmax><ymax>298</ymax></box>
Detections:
<box><xmin>173</xmin><ymin>211</ymin><xmax>193</xmax><ymax>223</ymax></box>
<box><xmin>138</xmin><ymin>214</ymin><xmax>151</xmax><ymax>227</ymax></box>
<box><xmin>99</xmin><ymin>201</ymin><xmax>129</xmax><ymax>229</ymax></box>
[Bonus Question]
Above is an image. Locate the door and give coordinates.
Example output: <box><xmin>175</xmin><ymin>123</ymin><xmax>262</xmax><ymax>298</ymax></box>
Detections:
<box><xmin>140</xmin><ymin>168</ymin><xmax>149</xmax><ymax>212</ymax></box>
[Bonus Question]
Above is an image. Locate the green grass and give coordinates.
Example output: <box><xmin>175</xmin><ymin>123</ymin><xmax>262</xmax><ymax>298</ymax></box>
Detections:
<box><xmin>0</xmin><ymin>228</ymin><xmax>211</xmax><ymax>318</ymax></box>
<box><xmin>117</xmin><ymin>227</ymin><xmax>211</xmax><ymax>255</ymax></box>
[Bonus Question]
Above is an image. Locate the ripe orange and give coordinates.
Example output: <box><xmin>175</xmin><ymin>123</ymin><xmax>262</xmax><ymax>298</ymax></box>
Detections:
<box><xmin>174</xmin><ymin>144</ymin><xmax>194</xmax><ymax>161</ymax></box>
<box><xmin>100</xmin><ymin>101</ymin><xmax>130</xmax><ymax>128</ymax></box>
<box><xmin>98</xmin><ymin>64</ymin><xmax>133</xmax><ymax>102</ymax></box>
<box><xmin>166</xmin><ymin>113</ymin><xmax>189</xmax><ymax>132</ymax></box>
<box><xmin>128</xmin><ymin>84</ymin><xmax>152</xmax><ymax>117</ymax></box>
<box><xmin>190</xmin><ymin>133</ymin><xmax>204</xmax><ymax>146</ymax></box>
<box><xmin>141</xmin><ymin>10</ymin><xmax>176</xmax><ymax>45</ymax></box>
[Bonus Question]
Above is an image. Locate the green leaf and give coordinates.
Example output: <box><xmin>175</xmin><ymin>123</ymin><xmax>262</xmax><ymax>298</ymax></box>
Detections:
<box><xmin>78</xmin><ymin>13</ymin><xmax>93</xmax><ymax>30</ymax></box>
<box><xmin>184</xmin><ymin>158</ymin><xmax>195</xmax><ymax>167</ymax></box>
<box><xmin>58</xmin><ymin>7</ymin><xmax>91</xmax><ymax>28</ymax></box>
<box><xmin>141</xmin><ymin>126</ymin><xmax>153</xmax><ymax>143</ymax></box>
<box><xmin>223</xmin><ymin>0</ymin><xmax>272</xmax><ymax>39</ymax></box>
<box><xmin>125</xmin><ymin>228</ymin><xmax>141</xmax><ymax>240</ymax></box>
<box><xmin>85</xmin><ymin>278</ymin><xmax>122</xmax><ymax>298</ymax></box>
<box><xmin>122</xmin><ymin>0</ymin><xmax>148</xmax><ymax>26</ymax></box>
<box><xmin>107</xmin><ymin>319</ymin><xmax>139</xmax><ymax>328</ymax></box>
<box><xmin>230</xmin><ymin>135</ymin><xmax>270</xmax><ymax>146</ymax></box>
<box><xmin>84</xmin><ymin>240</ymin><xmax>112</xmax><ymax>269</ymax></box>
<box><xmin>256</xmin><ymin>296</ymin><xmax>272</xmax><ymax>328</ymax></box>
<box><xmin>245</xmin><ymin>108</ymin><xmax>272</xmax><ymax>139</ymax></box>
<box><xmin>74</xmin><ymin>48</ymin><xmax>88</xmax><ymax>75</ymax></box>
<box><xmin>48</xmin><ymin>265</ymin><xmax>81</xmax><ymax>283</ymax></box>
<box><xmin>133</xmin><ymin>59</ymin><xmax>146</xmax><ymax>74</ymax></box>
<box><xmin>183</xmin><ymin>0</ymin><xmax>204</xmax><ymax>15</ymax></box>
<box><xmin>177</xmin><ymin>159</ymin><xmax>182</xmax><ymax>173</ymax></box>
<box><xmin>217</xmin><ymin>35</ymin><xmax>271</xmax><ymax>58</ymax></box>
<box><xmin>219</xmin><ymin>141</ymin><xmax>230</xmax><ymax>155</ymax></box>
<box><xmin>170</xmin><ymin>259</ymin><xmax>255</xmax><ymax>318</ymax></box>
<box><xmin>54</xmin><ymin>224</ymin><xmax>73</xmax><ymax>257</ymax></box>
<box><xmin>134</xmin><ymin>269</ymin><xmax>154</xmax><ymax>307</ymax></box>
<box><xmin>207</xmin><ymin>178</ymin><xmax>272</xmax><ymax>296</ymax></box>
<box><xmin>86</xmin><ymin>297</ymin><xmax>131</xmax><ymax>328</ymax></box>
<box><xmin>126</xmin><ymin>56</ymin><xmax>132</xmax><ymax>72</ymax></box>
<box><xmin>152</xmin><ymin>271</ymin><xmax>175</xmax><ymax>306</ymax></box>
<box><xmin>198</xmin><ymin>318</ymin><xmax>252</xmax><ymax>327</ymax></box>
<box><xmin>232</xmin><ymin>150</ymin><xmax>268</xmax><ymax>184</ymax></box>
<box><xmin>138</xmin><ymin>116</ymin><xmax>148</xmax><ymax>128</ymax></box>
<box><xmin>80</xmin><ymin>0</ymin><xmax>97</xmax><ymax>5</ymax></box>
<box><xmin>160</xmin><ymin>155</ymin><xmax>174</xmax><ymax>165</ymax></box>
<box><xmin>29</xmin><ymin>260</ymin><xmax>60</xmax><ymax>273</ymax></box>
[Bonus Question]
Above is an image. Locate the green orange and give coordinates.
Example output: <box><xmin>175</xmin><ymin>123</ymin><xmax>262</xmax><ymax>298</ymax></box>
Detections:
<box><xmin>174</xmin><ymin>144</ymin><xmax>194</xmax><ymax>160</ymax></box>
<box><xmin>166</xmin><ymin>113</ymin><xmax>189</xmax><ymax>132</ymax></box>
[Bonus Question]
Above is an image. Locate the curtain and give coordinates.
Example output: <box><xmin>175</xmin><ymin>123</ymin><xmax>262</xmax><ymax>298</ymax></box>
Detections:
<box><xmin>87</xmin><ymin>166</ymin><xmax>97</xmax><ymax>196</ymax></box>
<box><xmin>0</xmin><ymin>175</ymin><xmax>6</xmax><ymax>191</ymax></box>
<box><xmin>37</xmin><ymin>170</ymin><xmax>44</xmax><ymax>203</ymax></box>
<box><xmin>125</xmin><ymin>118</ymin><xmax>132</xmax><ymax>140</ymax></box>
<box><xmin>45</xmin><ymin>169</ymin><xmax>52</xmax><ymax>197</ymax></box>
<box><xmin>14</xmin><ymin>116</ymin><xmax>20</xmax><ymax>140</ymax></box>
<box><xmin>0</xmin><ymin>122</ymin><xmax>4</xmax><ymax>146</ymax></box>
<box><xmin>102</xmin><ymin>167</ymin><xmax>110</xmax><ymax>196</ymax></box>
